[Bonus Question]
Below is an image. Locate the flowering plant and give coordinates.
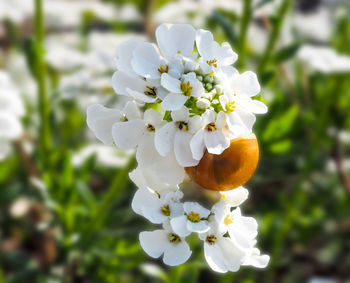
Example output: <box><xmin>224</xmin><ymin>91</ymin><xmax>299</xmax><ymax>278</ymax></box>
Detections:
<box><xmin>87</xmin><ymin>23</ymin><xmax>269</xmax><ymax>272</ymax></box>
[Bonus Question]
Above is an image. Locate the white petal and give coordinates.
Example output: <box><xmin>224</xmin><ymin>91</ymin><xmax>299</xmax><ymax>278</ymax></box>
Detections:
<box><xmin>131</xmin><ymin>187</ymin><xmax>159</xmax><ymax>215</ymax></box>
<box><xmin>139</xmin><ymin>230</ymin><xmax>167</xmax><ymax>258</ymax></box>
<box><xmin>220</xmin><ymin>237</ymin><xmax>245</xmax><ymax>272</ymax></box>
<box><xmin>216</xmin><ymin>42</ymin><xmax>237</xmax><ymax>66</ymax></box>
<box><xmin>160</xmin><ymin>73</ymin><xmax>182</xmax><ymax>93</ymax></box>
<box><xmin>174</xmin><ymin>131</ymin><xmax>200</xmax><ymax>167</ymax></box>
<box><xmin>170</xmin><ymin>215</ymin><xmax>191</xmax><ymax>237</ymax></box>
<box><xmin>204</xmin><ymin>130</ymin><xmax>230</xmax><ymax>155</ymax></box>
<box><xmin>115</xmin><ymin>40</ymin><xmax>142</xmax><ymax>76</ymax></box>
<box><xmin>171</xmin><ymin>106</ymin><xmax>189</xmax><ymax>122</ymax></box>
<box><xmin>235</xmin><ymin>108</ymin><xmax>256</xmax><ymax>130</ymax></box>
<box><xmin>154</xmin><ymin>153</ymin><xmax>185</xmax><ymax>185</ymax></box>
<box><xmin>169</xmin><ymin>202</ymin><xmax>184</xmax><ymax>218</ymax></box>
<box><xmin>204</xmin><ymin>242</ymin><xmax>228</xmax><ymax>273</ymax></box>
<box><xmin>187</xmin><ymin>220</ymin><xmax>210</xmax><ymax>233</ymax></box>
<box><xmin>142</xmin><ymin>205</ymin><xmax>168</xmax><ymax>224</ymax></box>
<box><xmin>154</xmin><ymin>122</ymin><xmax>176</xmax><ymax>157</ymax></box>
<box><xmin>156</xmin><ymin>23</ymin><xmax>196</xmax><ymax>59</ymax></box>
<box><xmin>123</xmin><ymin>100</ymin><xmax>141</xmax><ymax>120</ymax></box>
<box><xmin>161</xmin><ymin>93</ymin><xmax>188</xmax><ymax>111</ymax></box>
<box><xmin>86</xmin><ymin>104</ymin><xmax>122</xmax><ymax>145</ymax></box>
<box><xmin>131</xmin><ymin>42</ymin><xmax>165</xmax><ymax>79</ymax></box>
<box><xmin>112</xmin><ymin>70</ymin><xmax>146</xmax><ymax>96</ymax></box>
<box><xmin>215</xmin><ymin>111</ymin><xmax>228</xmax><ymax>130</ymax></box>
<box><xmin>163</xmin><ymin>240</ymin><xmax>192</xmax><ymax>266</ymax></box>
<box><xmin>220</xmin><ymin>187</ymin><xmax>249</xmax><ymax>207</ymax></box>
<box><xmin>129</xmin><ymin>167</ymin><xmax>148</xmax><ymax>189</ymax></box>
<box><xmin>233</xmin><ymin>71</ymin><xmax>260</xmax><ymax>97</ymax></box>
<box><xmin>243</xmin><ymin>249</ymin><xmax>270</xmax><ymax>268</ymax></box>
<box><xmin>136</xmin><ymin>135</ymin><xmax>160</xmax><ymax>166</ymax></box>
<box><xmin>143</xmin><ymin>109</ymin><xmax>163</xmax><ymax>129</ymax></box>
<box><xmin>127</xmin><ymin>88</ymin><xmax>157</xmax><ymax>103</ymax></box>
<box><xmin>190</xmin><ymin>129</ymin><xmax>206</xmax><ymax>160</ymax></box>
<box><xmin>112</xmin><ymin>119</ymin><xmax>144</xmax><ymax>149</ymax></box>
<box><xmin>196</xmin><ymin>29</ymin><xmax>215</xmax><ymax>60</ymax></box>
<box><xmin>239</xmin><ymin>97</ymin><xmax>268</xmax><ymax>114</ymax></box>
<box><xmin>183</xmin><ymin>202</ymin><xmax>210</xmax><ymax>217</ymax></box>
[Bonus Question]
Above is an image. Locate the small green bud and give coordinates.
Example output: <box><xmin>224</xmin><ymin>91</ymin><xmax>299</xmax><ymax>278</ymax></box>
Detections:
<box><xmin>206</xmin><ymin>83</ymin><xmax>213</xmax><ymax>91</ymax></box>
<box><xmin>204</xmin><ymin>75</ymin><xmax>214</xmax><ymax>83</ymax></box>
<box><xmin>197</xmin><ymin>75</ymin><xmax>203</xmax><ymax>82</ymax></box>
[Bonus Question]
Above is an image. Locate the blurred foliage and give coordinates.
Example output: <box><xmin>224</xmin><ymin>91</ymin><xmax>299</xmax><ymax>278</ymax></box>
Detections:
<box><xmin>0</xmin><ymin>0</ymin><xmax>350</xmax><ymax>282</ymax></box>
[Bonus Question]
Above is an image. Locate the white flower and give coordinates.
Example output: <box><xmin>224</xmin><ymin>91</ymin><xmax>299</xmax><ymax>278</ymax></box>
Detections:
<box><xmin>199</xmin><ymin>222</ymin><xmax>246</xmax><ymax>273</ymax></box>
<box><xmin>160</xmin><ymin>72</ymin><xmax>204</xmax><ymax>111</ymax></box>
<box><xmin>87</xmin><ymin>101</ymin><xmax>141</xmax><ymax>145</ymax></box>
<box><xmin>0</xmin><ymin>112</ymin><xmax>23</xmax><ymax>160</ymax></box>
<box><xmin>170</xmin><ymin>202</ymin><xmax>210</xmax><ymax>236</ymax></box>
<box><xmin>155</xmin><ymin>106</ymin><xmax>202</xmax><ymax>167</ymax></box>
<box><xmin>297</xmin><ymin>45</ymin><xmax>350</xmax><ymax>74</ymax></box>
<box><xmin>131</xmin><ymin>42</ymin><xmax>183</xmax><ymax>80</ymax></box>
<box><xmin>112</xmin><ymin>70</ymin><xmax>167</xmax><ymax>103</ymax></box>
<box><xmin>219</xmin><ymin>70</ymin><xmax>267</xmax><ymax>132</ymax></box>
<box><xmin>139</xmin><ymin>221</ymin><xmax>192</xmax><ymax>266</ymax></box>
<box><xmin>132</xmin><ymin>187</ymin><xmax>184</xmax><ymax>224</ymax></box>
<box><xmin>190</xmin><ymin>109</ymin><xmax>230</xmax><ymax>161</ymax></box>
<box><xmin>156</xmin><ymin>23</ymin><xmax>196</xmax><ymax>60</ymax></box>
<box><xmin>213</xmin><ymin>205</ymin><xmax>258</xmax><ymax>251</ymax></box>
<box><xmin>196</xmin><ymin>29</ymin><xmax>237</xmax><ymax>74</ymax></box>
<box><xmin>112</xmin><ymin>108</ymin><xmax>163</xmax><ymax>166</ymax></box>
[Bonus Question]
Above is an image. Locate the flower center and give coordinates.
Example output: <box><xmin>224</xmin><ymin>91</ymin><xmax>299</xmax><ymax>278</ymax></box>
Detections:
<box><xmin>169</xmin><ymin>233</ymin><xmax>181</xmax><ymax>243</ymax></box>
<box><xmin>160</xmin><ymin>205</ymin><xmax>170</xmax><ymax>216</ymax></box>
<box><xmin>158</xmin><ymin>64</ymin><xmax>169</xmax><ymax>74</ymax></box>
<box><xmin>205</xmin><ymin>235</ymin><xmax>217</xmax><ymax>245</ymax></box>
<box><xmin>144</xmin><ymin>86</ymin><xmax>157</xmax><ymax>98</ymax></box>
<box><xmin>180</xmin><ymin>81</ymin><xmax>193</xmax><ymax>97</ymax></box>
<box><xmin>224</xmin><ymin>215</ymin><xmax>234</xmax><ymax>225</ymax></box>
<box><xmin>225</xmin><ymin>101</ymin><xmax>236</xmax><ymax>113</ymax></box>
<box><xmin>206</xmin><ymin>59</ymin><xmax>217</xmax><ymax>68</ymax></box>
<box><xmin>176</xmin><ymin>121</ymin><xmax>189</xmax><ymax>131</ymax></box>
<box><xmin>120</xmin><ymin>115</ymin><xmax>128</xmax><ymax>122</ymax></box>
<box><xmin>205</xmin><ymin>122</ymin><xmax>216</xmax><ymax>132</ymax></box>
<box><xmin>146</xmin><ymin>123</ymin><xmax>156</xmax><ymax>132</ymax></box>
<box><xmin>187</xmin><ymin>211</ymin><xmax>201</xmax><ymax>223</ymax></box>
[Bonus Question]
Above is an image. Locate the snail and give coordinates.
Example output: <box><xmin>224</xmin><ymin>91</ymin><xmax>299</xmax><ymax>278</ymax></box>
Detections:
<box><xmin>185</xmin><ymin>134</ymin><xmax>259</xmax><ymax>191</ymax></box>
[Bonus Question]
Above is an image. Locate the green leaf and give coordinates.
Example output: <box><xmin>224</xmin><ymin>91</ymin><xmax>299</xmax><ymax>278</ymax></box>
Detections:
<box><xmin>269</xmin><ymin>139</ymin><xmax>292</xmax><ymax>153</ymax></box>
<box><xmin>262</xmin><ymin>105</ymin><xmax>299</xmax><ymax>141</ymax></box>
<box><xmin>274</xmin><ymin>42</ymin><xmax>301</xmax><ymax>64</ymax></box>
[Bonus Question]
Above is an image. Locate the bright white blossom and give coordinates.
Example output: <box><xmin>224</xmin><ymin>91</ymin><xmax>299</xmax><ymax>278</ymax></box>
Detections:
<box><xmin>139</xmin><ymin>221</ymin><xmax>192</xmax><ymax>266</ymax></box>
<box><xmin>86</xmin><ymin>23</ymin><xmax>269</xmax><ymax>272</ymax></box>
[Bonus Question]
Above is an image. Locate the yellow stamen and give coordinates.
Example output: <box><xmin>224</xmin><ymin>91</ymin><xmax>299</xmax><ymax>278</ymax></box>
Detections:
<box><xmin>206</xmin><ymin>59</ymin><xmax>218</xmax><ymax>68</ymax></box>
<box><xmin>161</xmin><ymin>205</ymin><xmax>170</xmax><ymax>216</ymax></box>
<box><xmin>225</xmin><ymin>101</ymin><xmax>236</xmax><ymax>113</ymax></box>
<box><xmin>158</xmin><ymin>64</ymin><xmax>169</xmax><ymax>74</ymax></box>
<box><xmin>224</xmin><ymin>215</ymin><xmax>234</xmax><ymax>225</ymax></box>
<box><xmin>187</xmin><ymin>211</ymin><xmax>201</xmax><ymax>223</ymax></box>
<box><xmin>176</xmin><ymin>121</ymin><xmax>189</xmax><ymax>131</ymax></box>
<box><xmin>180</xmin><ymin>81</ymin><xmax>193</xmax><ymax>97</ymax></box>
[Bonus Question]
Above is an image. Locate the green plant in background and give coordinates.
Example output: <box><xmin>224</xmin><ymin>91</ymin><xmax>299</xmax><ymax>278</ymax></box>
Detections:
<box><xmin>0</xmin><ymin>0</ymin><xmax>349</xmax><ymax>282</ymax></box>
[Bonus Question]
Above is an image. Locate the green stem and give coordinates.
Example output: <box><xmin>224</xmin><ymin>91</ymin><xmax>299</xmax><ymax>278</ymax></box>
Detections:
<box><xmin>81</xmin><ymin>157</ymin><xmax>136</xmax><ymax>246</ymax></box>
<box><xmin>34</xmin><ymin>0</ymin><xmax>52</xmax><ymax>170</ymax></box>
<box><xmin>257</xmin><ymin>0</ymin><xmax>292</xmax><ymax>73</ymax></box>
<box><xmin>237</xmin><ymin>0</ymin><xmax>252</xmax><ymax>68</ymax></box>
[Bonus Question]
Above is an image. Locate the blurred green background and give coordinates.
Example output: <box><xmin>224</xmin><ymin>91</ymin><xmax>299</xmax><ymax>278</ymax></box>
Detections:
<box><xmin>0</xmin><ymin>0</ymin><xmax>350</xmax><ymax>282</ymax></box>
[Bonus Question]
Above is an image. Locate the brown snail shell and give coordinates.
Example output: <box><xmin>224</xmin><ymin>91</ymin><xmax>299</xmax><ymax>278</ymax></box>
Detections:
<box><xmin>185</xmin><ymin>134</ymin><xmax>259</xmax><ymax>191</ymax></box>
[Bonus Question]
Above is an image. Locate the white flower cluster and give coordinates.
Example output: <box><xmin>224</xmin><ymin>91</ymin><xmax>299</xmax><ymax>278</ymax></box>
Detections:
<box><xmin>0</xmin><ymin>71</ymin><xmax>24</xmax><ymax>160</ymax></box>
<box><xmin>86</xmin><ymin>23</ymin><xmax>269</xmax><ymax>272</ymax></box>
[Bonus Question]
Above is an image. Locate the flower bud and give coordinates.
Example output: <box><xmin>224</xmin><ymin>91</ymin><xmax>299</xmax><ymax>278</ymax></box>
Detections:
<box><xmin>204</xmin><ymin>75</ymin><xmax>214</xmax><ymax>83</ymax></box>
<box><xmin>205</xmin><ymin>83</ymin><xmax>213</xmax><ymax>91</ymax></box>
<box><xmin>197</xmin><ymin>75</ymin><xmax>203</xmax><ymax>82</ymax></box>
<box><xmin>196</xmin><ymin>98</ymin><xmax>210</xmax><ymax>109</ymax></box>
